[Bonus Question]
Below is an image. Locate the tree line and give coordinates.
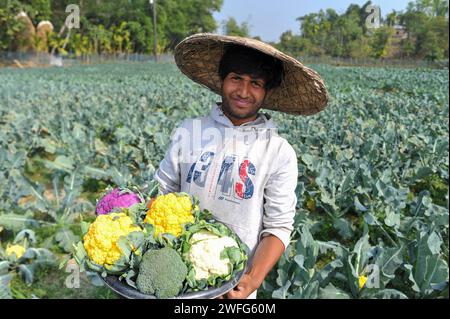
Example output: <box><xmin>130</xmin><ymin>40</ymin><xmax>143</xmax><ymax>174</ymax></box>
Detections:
<box><xmin>276</xmin><ymin>0</ymin><xmax>449</xmax><ymax>61</ymax></box>
<box><xmin>0</xmin><ymin>0</ymin><xmax>448</xmax><ymax>61</ymax></box>
<box><xmin>0</xmin><ymin>0</ymin><xmax>223</xmax><ymax>55</ymax></box>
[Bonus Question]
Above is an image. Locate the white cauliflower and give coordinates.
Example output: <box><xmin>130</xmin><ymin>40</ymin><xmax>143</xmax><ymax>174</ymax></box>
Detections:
<box><xmin>187</xmin><ymin>230</ymin><xmax>239</xmax><ymax>280</ymax></box>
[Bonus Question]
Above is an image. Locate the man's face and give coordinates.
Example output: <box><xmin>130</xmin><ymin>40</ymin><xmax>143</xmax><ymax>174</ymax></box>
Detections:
<box><xmin>221</xmin><ymin>72</ymin><xmax>269</xmax><ymax>126</ymax></box>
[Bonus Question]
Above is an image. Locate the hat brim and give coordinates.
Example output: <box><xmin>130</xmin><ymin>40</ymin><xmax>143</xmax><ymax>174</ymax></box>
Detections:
<box><xmin>174</xmin><ymin>33</ymin><xmax>329</xmax><ymax>116</ymax></box>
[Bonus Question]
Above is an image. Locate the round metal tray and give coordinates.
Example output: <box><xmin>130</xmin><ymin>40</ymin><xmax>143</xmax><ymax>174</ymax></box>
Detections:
<box><xmin>102</xmin><ymin>267</ymin><xmax>246</xmax><ymax>299</ymax></box>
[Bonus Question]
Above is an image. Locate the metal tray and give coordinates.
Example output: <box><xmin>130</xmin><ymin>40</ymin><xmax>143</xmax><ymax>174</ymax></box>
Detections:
<box><xmin>102</xmin><ymin>267</ymin><xmax>245</xmax><ymax>299</ymax></box>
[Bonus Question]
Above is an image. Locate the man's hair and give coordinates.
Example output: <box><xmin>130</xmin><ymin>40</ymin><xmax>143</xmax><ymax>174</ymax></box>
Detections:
<box><xmin>218</xmin><ymin>45</ymin><xmax>284</xmax><ymax>90</ymax></box>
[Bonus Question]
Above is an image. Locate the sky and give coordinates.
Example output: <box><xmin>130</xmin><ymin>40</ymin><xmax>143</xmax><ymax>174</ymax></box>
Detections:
<box><xmin>213</xmin><ymin>0</ymin><xmax>413</xmax><ymax>42</ymax></box>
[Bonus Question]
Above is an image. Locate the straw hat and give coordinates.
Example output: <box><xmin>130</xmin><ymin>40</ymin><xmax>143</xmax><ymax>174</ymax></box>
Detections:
<box><xmin>174</xmin><ymin>33</ymin><xmax>328</xmax><ymax>116</ymax></box>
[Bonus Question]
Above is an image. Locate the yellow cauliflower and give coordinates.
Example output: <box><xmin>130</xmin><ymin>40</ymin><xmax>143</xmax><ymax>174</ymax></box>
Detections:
<box><xmin>359</xmin><ymin>275</ymin><xmax>368</xmax><ymax>289</ymax></box>
<box><xmin>6</xmin><ymin>244</ymin><xmax>26</xmax><ymax>259</ymax></box>
<box><xmin>144</xmin><ymin>193</ymin><xmax>194</xmax><ymax>237</ymax></box>
<box><xmin>83</xmin><ymin>212</ymin><xmax>142</xmax><ymax>266</ymax></box>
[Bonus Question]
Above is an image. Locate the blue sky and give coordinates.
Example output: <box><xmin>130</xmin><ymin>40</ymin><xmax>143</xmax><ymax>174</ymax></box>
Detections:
<box><xmin>213</xmin><ymin>0</ymin><xmax>413</xmax><ymax>42</ymax></box>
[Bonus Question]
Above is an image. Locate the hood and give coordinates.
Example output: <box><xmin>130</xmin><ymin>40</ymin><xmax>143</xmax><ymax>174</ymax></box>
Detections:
<box><xmin>210</xmin><ymin>103</ymin><xmax>278</xmax><ymax>131</ymax></box>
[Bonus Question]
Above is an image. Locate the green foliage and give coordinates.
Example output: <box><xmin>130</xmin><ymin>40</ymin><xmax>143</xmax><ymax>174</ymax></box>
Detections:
<box><xmin>8</xmin><ymin>263</ymin><xmax>118</xmax><ymax>299</ymax></box>
<box><xmin>223</xmin><ymin>17</ymin><xmax>250</xmax><ymax>37</ymax></box>
<box><xmin>277</xmin><ymin>0</ymin><xmax>449</xmax><ymax>60</ymax></box>
<box><xmin>258</xmin><ymin>65</ymin><xmax>449</xmax><ymax>299</ymax></box>
<box><xmin>0</xmin><ymin>63</ymin><xmax>448</xmax><ymax>299</ymax></box>
<box><xmin>368</xmin><ymin>26</ymin><xmax>394</xmax><ymax>58</ymax></box>
<box><xmin>0</xmin><ymin>0</ymin><xmax>27</xmax><ymax>51</ymax></box>
<box><xmin>0</xmin><ymin>229</ymin><xmax>56</xmax><ymax>291</ymax></box>
<box><xmin>0</xmin><ymin>0</ymin><xmax>223</xmax><ymax>55</ymax></box>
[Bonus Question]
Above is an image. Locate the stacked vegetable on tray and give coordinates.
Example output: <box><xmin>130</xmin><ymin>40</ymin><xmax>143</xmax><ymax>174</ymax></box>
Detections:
<box><xmin>72</xmin><ymin>186</ymin><xmax>248</xmax><ymax>299</ymax></box>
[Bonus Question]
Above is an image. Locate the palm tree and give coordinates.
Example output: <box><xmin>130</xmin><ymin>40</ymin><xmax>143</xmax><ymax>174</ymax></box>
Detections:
<box><xmin>386</xmin><ymin>10</ymin><xmax>398</xmax><ymax>26</ymax></box>
<box><xmin>431</xmin><ymin>0</ymin><xmax>449</xmax><ymax>17</ymax></box>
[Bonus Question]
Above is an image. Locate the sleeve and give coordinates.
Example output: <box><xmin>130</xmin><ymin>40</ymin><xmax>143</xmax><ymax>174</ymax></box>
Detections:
<box><xmin>259</xmin><ymin>142</ymin><xmax>298</xmax><ymax>251</ymax></box>
<box><xmin>153</xmin><ymin>121</ymin><xmax>188</xmax><ymax>194</ymax></box>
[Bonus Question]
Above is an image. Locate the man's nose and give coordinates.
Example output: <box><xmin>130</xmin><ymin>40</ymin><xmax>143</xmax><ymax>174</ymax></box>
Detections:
<box><xmin>236</xmin><ymin>81</ymin><xmax>250</xmax><ymax>98</ymax></box>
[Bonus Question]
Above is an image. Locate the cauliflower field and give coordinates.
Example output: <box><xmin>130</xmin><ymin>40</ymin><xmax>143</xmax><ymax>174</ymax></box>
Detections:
<box><xmin>0</xmin><ymin>62</ymin><xmax>448</xmax><ymax>299</ymax></box>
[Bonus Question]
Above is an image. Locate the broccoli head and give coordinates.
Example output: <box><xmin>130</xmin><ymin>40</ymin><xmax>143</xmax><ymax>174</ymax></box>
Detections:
<box><xmin>136</xmin><ymin>247</ymin><xmax>188</xmax><ymax>298</ymax></box>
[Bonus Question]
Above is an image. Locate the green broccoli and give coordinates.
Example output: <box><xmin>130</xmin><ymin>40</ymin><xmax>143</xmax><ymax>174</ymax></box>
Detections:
<box><xmin>136</xmin><ymin>247</ymin><xmax>188</xmax><ymax>298</ymax></box>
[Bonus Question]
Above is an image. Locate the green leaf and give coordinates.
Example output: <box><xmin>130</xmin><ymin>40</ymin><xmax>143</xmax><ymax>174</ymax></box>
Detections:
<box><xmin>116</xmin><ymin>236</ymin><xmax>132</xmax><ymax>258</ymax></box>
<box><xmin>319</xmin><ymin>283</ymin><xmax>351</xmax><ymax>299</ymax></box>
<box><xmin>384</xmin><ymin>207</ymin><xmax>401</xmax><ymax>228</ymax></box>
<box><xmin>123</xmin><ymin>269</ymin><xmax>138</xmax><ymax>289</ymax></box>
<box><xmin>376</xmin><ymin>246</ymin><xmax>404</xmax><ymax>286</ymax></box>
<box><xmin>427</xmin><ymin>231</ymin><xmax>442</xmax><ymax>255</ymax></box>
<box><xmin>363</xmin><ymin>212</ymin><xmax>378</xmax><ymax>226</ymax></box>
<box><xmin>333</xmin><ymin>217</ymin><xmax>353</xmax><ymax>239</ymax></box>
<box><xmin>276</xmin><ymin>268</ymin><xmax>289</xmax><ymax>287</ymax></box>
<box><xmin>14</xmin><ymin>229</ymin><xmax>36</xmax><ymax>245</ymax></box>
<box><xmin>354</xmin><ymin>196</ymin><xmax>368</xmax><ymax>212</ymax></box>
<box><xmin>353</xmin><ymin>231</ymin><xmax>371</xmax><ymax>276</ymax></box>
<box><xmin>55</xmin><ymin>228</ymin><xmax>79</xmax><ymax>253</ymax></box>
<box><xmin>18</xmin><ymin>264</ymin><xmax>34</xmax><ymax>285</ymax></box>
<box><xmin>375</xmin><ymin>289</ymin><xmax>409</xmax><ymax>299</ymax></box>
<box><xmin>83</xmin><ymin>165</ymin><xmax>110</xmax><ymax>179</ymax></box>
<box><xmin>86</xmin><ymin>259</ymin><xmax>106</xmax><ymax>273</ymax></box>
<box><xmin>407</xmin><ymin>231</ymin><xmax>449</xmax><ymax>296</ymax></box>
<box><xmin>316</xmin><ymin>259</ymin><xmax>344</xmax><ymax>286</ymax></box>
<box><xmin>0</xmin><ymin>261</ymin><xmax>10</xmax><ymax>275</ymax></box>
<box><xmin>298</xmin><ymin>280</ymin><xmax>320</xmax><ymax>299</ymax></box>
<box><xmin>412</xmin><ymin>167</ymin><xmax>434</xmax><ymax>182</ymax></box>
<box><xmin>0</xmin><ymin>212</ymin><xmax>38</xmax><ymax>231</ymax></box>
<box><xmin>44</xmin><ymin>155</ymin><xmax>74</xmax><ymax>172</ymax></box>
<box><xmin>220</xmin><ymin>247</ymin><xmax>242</xmax><ymax>264</ymax></box>
<box><xmin>0</xmin><ymin>274</ymin><xmax>13</xmax><ymax>299</ymax></box>
<box><xmin>420</xmin><ymin>255</ymin><xmax>448</xmax><ymax>294</ymax></box>
<box><xmin>272</xmin><ymin>280</ymin><xmax>291</xmax><ymax>299</ymax></box>
<box><xmin>73</xmin><ymin>242</ymin><xmax>87</xmax><ymax>269</ymax></box>
<box><xmin>80</xmin><ymin>221</ymin><xmax>91</xmax><ymax>236</ymax></box>
<box><xmin>86</xmin><ymin>271</ymin><xmax>105</xmax><ymax>287</ymax></box>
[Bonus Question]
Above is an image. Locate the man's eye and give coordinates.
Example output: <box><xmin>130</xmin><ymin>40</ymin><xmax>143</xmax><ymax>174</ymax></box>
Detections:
<box><xmin>252</xmin><ymin>82</ymin><xmax>263</xmax><ymax>88</ymax></box>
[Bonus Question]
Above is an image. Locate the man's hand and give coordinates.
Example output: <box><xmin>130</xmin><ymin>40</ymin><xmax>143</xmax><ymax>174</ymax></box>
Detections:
<box><xmin>226</xmin><ymin>273</ymin><xmax>260</xmax><ymax>299</ymax></box>
<box><xmin>217</xmin><ymin>235</ymin><xmax>285</xmax><ymax>299</ymax></box>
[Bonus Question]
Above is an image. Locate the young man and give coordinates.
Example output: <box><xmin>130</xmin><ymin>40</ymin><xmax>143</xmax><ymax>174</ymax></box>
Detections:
<box><xmin>155</xmin><ymin>34</ymin><xmax>328</xmax><ymax>299</ymax></box>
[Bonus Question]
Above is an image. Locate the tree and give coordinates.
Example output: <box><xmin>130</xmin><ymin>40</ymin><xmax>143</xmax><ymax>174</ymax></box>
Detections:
<box><xmin>0</xmin><ymin>0</ymin><xmax>25</xmax><ymax>51</ymax></box>
<box><xmin>386</xmin><ymin>10</ymin><xmax>399</xmax><ymax>26</ymax></box>
<box><xmin>400</xmin><ymin>0</ymin><xmax>449</xmax><ymax>60</ymax></box>
<box><xmin>286</xmin><ymin>0</ymin><xmax>448</xmax><ymax>60</ymax></box>
<box><xmin>369</xmin><ymin>26</ymin><xmax>393</xmax><ymax>58</ymax></box>
<box><xmin>349</xmin><ymin>36</ymin><xmax>372</xmax><ymax>58</ymax></box>
<box><xmin>48</xmin><ymin>0</ymin><xmax>223</xmax><ymax>54</ymax></box>
<box><xmin>223</xmin><ymin>17</ymin><xmax>249</xmax><ymax>37</ymax></box>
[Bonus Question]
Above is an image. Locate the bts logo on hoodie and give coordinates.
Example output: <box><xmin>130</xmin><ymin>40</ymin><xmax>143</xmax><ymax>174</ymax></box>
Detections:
<box><xmin>186</xmin><ymin>152</ymin><xmax>255</xmax><ymax>200</ymax></box>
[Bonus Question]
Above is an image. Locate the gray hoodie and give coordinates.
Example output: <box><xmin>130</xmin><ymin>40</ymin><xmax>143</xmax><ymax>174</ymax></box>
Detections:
<box><xmin>154</xmin><ymin>103</ymin><xmax>298</xmax><ymax>256</ymax></box>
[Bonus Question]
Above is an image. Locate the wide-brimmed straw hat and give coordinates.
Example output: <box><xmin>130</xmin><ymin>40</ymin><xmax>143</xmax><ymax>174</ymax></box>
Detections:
<box><xmin>174</xmin><ymin>33</ymin><xmax>328</xmax><ymax>116</ymax></box>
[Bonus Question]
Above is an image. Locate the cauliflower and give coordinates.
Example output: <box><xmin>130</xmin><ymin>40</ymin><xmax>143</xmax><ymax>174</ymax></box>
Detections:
<box><xmin>83</xmin><ymin>212</ymin><xmax>142</xmax><ymax>267</ymax></box>
<box><xmin>96</xmin><ymin>188</ymin><xmax>142</xmax><ymax>215</ymax></box>
<box><xmin>179</xmin><ymin>220</ymin><xmax>248</xmax><ymax>290</ymax></box>
<box><xmin>144</xmin><ymin>193</ymin><xmax>194</xmax><ymax>237</ymax></box>
<box><xmin>359</xmin><ymin>275</ymin><xmax>368</xmax><ymax>289</ymax></box>
<box><xmin>187</xmin><ymin>231</ymin><xmax>239</xmax><ymax>280</ymax></box>
<box><xmin>6</xmin><ymin>244</ymin><xmax>26</xmax><ymax>259</ymax></box>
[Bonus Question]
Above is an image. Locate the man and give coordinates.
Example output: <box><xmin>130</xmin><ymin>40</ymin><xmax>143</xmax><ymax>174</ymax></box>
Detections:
<box><xmin>155</xmin><ymin>34</ymin><xmax>328</xmax><ymax>299</ymax></box>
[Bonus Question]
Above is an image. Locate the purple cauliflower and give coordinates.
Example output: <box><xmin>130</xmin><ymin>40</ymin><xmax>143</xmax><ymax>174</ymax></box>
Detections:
<box><xmin>95</xmin><ymin>188</ymin><xmax>142</xmax><ymax>215</ymax></box>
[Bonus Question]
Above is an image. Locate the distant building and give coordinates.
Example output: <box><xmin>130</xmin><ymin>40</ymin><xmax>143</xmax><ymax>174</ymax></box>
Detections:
<box><xmin>392</xmin><ymin>25</ymin><xmax>408</xmax><ymax>40</ymax></box>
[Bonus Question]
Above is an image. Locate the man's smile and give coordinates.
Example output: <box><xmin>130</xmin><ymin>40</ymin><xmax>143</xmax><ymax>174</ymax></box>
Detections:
<box><xmin>231</xmin><ymin>97</ymin><xmax>253</xmax><ymax>108</ymax></box>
